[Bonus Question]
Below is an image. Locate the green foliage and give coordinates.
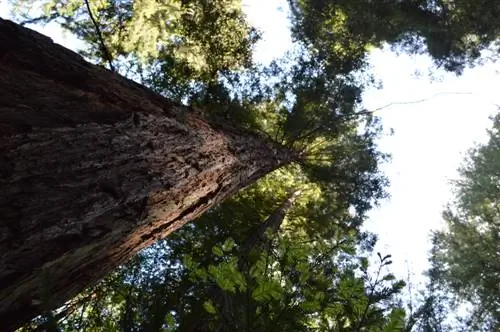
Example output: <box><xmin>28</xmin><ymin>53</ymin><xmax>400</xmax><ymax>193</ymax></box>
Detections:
<box><xmin>203</xmin><ymin>300</ymin><xmax>217</xmax><ymax>314</ymax></box>
<box><xmin>11</xmin><ymin>0</ymin><xmax>258</xmax><ymax>101</ymax></box>
<box><xmin>383</xmin><ymin>308</ymin><xmax>406</xmax><ymax>332</ymax></box>
<box><xmin>207</xmin><ymin>258</ymin><xmax>247</xmax><ymax>293</ymax></box>
<box><xmin>289</xmin><ymin>0</ymin><xmax>500</xmax><ymax>74</ymax></box>
<box><xmin>251</xmin><ymin>279</ymin><xmax>282</xmax><ymax>302</ymax></box>
<box><xmin>426</xmin><ymin>114</ymin><xmax>500</xmax><ymax>330</ymax></box>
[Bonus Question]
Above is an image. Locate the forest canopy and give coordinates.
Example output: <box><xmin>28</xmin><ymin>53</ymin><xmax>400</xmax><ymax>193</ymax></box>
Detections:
<box><xmin>4</xmin><ymin>0</ymin><xmax>500</xmax><ymax>330</ymax></box>
<box><xmin>421</xmin><ymin>114</ymin><xmax>500</xmax><ymax>331</ymax></box>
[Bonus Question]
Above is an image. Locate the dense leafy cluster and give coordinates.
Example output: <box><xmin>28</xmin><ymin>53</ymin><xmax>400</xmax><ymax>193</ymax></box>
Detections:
<box><xmin>10</xmin><ymin>0</ymin><xmax>500</xmax><ymax>330</ymax></box>
<box><xmin>12</xmin><ymin>0</ymin><xmax>258</xmax><ymax>100</ymax></box>
<box><xmin>289</xmin><ymin>0</ymin><xmax>500</xmax><ymax>74</ymax></box>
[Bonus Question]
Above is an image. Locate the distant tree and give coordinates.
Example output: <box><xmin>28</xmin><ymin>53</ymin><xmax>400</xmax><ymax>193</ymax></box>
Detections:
<box><xmin>427</xmin><ymin>114</ymin><xmax>500</xmax><ymax>330</ymax></box>
<box><xmin>404</xmin><ymin>243</ymin><xmax>453</xmax><ymax>332</ymax></box>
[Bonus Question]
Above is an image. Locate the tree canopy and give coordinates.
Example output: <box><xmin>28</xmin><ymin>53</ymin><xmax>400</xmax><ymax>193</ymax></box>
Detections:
<box><xmin>7</xmin><ymin>0</ymin><xmax>500</xmax><ymax>330</ymax></box>
<box><xmin>289</xmin><ymin>0</ymin><xmax>500</xmax><ymax>74</ymax></box>
<box><xmin>422</xmin><ymin>114</ymin><xmax>500</xmax><ymax>331</ymax></box>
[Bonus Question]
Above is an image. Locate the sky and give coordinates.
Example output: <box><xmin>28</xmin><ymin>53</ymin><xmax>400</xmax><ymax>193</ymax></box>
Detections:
<box><xmin>2</xmin><ymin>0</ymin><xmax>499</xmax><ymax>295</ymax></box>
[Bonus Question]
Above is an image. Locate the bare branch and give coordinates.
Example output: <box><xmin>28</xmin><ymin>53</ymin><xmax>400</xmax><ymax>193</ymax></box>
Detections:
<box><xmin>366</xmin><ymin>91</ymin><xmax>473</xmax><ymax>114</ymax></box>
<box><xmin>83</xmin><ymin>0</ymin><xmax>115</xmax><ymax>72</ymax></box>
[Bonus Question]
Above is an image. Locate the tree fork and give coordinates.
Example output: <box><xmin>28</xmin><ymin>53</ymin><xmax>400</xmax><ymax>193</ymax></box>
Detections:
<box><xmin>0</xmin><ymin>19</ymin><xmax>295</xmax><ymax>330</ymax></box>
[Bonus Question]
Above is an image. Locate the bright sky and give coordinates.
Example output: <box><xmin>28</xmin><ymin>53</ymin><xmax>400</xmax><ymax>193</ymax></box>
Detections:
<box><xmin>2</xmin><ymin>0</ymin><xmax>499</xmax><ymax>294</ymax></box>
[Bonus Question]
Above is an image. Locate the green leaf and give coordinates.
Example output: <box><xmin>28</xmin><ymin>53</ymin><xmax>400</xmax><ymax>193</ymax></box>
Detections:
<box><xmin>203</xmin><ymin>300</ymin><xmax>217</xmax><ymax>314</ymax></box>
<box><xmin>211</xmin><ymin>245</ymin><xmax>224</xmax><ymax>257</ymax></box>
<box><xmin>382</xmin><ymin>274</ymin><xmax>396</xmax><ymax>281</ymax></box>
<box><xmin>300</xmin><ymin>300</ymin><xmax>320</xmax><ymax>311</ymax></box>
<box><xmin>252</xmin><ymin>280</ymin><xmax>283</xmax><ymax>302</ymax></box>
<box><xmin>383</xmin><ymin>308</ymin><xmax>406</xmax><ymax>332</ymax></box>
<box><xmin>164</xmin><ymin>312</ymin><xmax>175</xmax><ymax>326</ymax></box>
<box><xmin>222</xmin><ymin>237</ymin><xmax>235</xmax><ymax>251</ymax></box>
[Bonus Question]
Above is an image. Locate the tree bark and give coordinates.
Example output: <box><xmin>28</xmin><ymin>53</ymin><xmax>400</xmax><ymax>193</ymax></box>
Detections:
<box><xmin>242</xmin><ymin>189</ymin><xmax>302</xmax><ymax>255</ymax></box>
<box><xmin>0</xmin><ymin>19</ymin><xmax>295</xmax><ymax>330</ymax></box>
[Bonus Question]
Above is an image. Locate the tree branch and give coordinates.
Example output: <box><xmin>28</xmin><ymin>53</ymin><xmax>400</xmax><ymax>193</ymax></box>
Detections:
<box><xmin>83</xmin><ymin>0</ymin><xmax>115</xmax><ymax>72</ymax></box>
<box><xmin>365</xmin><ymin>91</ymin><xmax>473</xmax><ymax>115</ymax></box>
<box><xmin>20</xmin><ymin>13</ymin><xmax>59</xmax><ymax>26</ymax></box>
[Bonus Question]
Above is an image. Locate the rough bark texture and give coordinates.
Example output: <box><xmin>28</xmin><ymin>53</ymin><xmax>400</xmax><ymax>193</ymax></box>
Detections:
<box><xmin>0</xmin><ymin>19</ymin><xmax>295</xmax><ymax>330</ymax></box>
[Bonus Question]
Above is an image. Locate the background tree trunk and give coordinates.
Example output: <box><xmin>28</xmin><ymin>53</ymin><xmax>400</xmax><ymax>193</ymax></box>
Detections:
<box><xmin>242</xmin><ymin>189</ymin><xmax>302</xmax><ymax>254</ymax></box>
<box><xmin>0</xmin><ymin>19</ymin><xmax>294</xmax><ymax>330</ymax></box>
<box><xmin>189</xmin><ymin>189</ymin><xmax>302</xmax><ymax>331</ymax></box>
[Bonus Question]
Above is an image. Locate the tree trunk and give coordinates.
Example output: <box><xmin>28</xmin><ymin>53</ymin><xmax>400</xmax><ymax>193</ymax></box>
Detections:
<box><xmin>190</xmin><ymin>189</ymin><xmax>302</xmax><ymax>331</ymax></box>
<box><xmin>0</xmin><ymin>19</ymin><xmax>295</xmax><ymax>330</ymax></box>
<box><xmin>242</xmin><ymin>189</ymin><xmax>302</xmax><ymax>255</ymax></box>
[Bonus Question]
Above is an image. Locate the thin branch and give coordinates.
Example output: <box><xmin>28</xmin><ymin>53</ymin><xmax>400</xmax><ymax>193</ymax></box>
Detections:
<box><xmin>83</xmin><ymin>0</ymin><xmax>115</xmax><ymax>72</ymax></box>
<box><xmin>287</xmin><ymin>117</ymin><xmax>318</xmax><ymax>146</ymax></box>
<box><xmin>20</xmin><ymin>13</ymin><xmax>59</xmax><ymax>26</ymax></box>
<box><xmin>300</xmin><ymin>137</ymin><xmax>330</xmax><ymax>156</ymax></box>
<box><xmin>291</xmin><ymin>90</ymin><xmax>463</xmax><ymax>148</ymax></box>
<box><xmin>406</xmin><ymin>260</ymin><xmax>414</xmax><ymax>317</ymax></box>
<box><xmin>366</xmin><ymin>91</ymin><xmax>473</xmax><ymax>114</ymax></box>
<box><xmin>76</xmin><ymin>297</ymin><xmax>90</xmax><ymax>330</ymax></box>
<box><xmin>295</xmin><ymin>125</ymin><xmax>326</xmax><ymax>151</ymax></box>
<box><xmin>308</xmin><ymin>239</ymin><xmax>347</xmax><ymax>271</ymax></box>
<box><xmin>356</xmin><ymin>261</ymin><xmax>383</xmax><ymax>331</ymax></box>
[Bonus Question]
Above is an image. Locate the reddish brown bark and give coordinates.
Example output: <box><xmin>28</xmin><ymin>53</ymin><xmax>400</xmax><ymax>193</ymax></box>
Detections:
<box><xmin>0</xmin><ymin>19</ymin><xmax>295</xmax><ymax>330</ymax></box>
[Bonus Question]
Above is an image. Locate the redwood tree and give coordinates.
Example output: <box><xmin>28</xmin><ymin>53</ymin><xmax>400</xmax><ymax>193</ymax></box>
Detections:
<box><xmin>3</xmin><ymin>0</ymin><xmax>500</xmax><ymax>329</ymax></box>
<box><xmin>0</xmin><ymin>19</ymin><xmax>295</xmax><ymax>330</ymax></box>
